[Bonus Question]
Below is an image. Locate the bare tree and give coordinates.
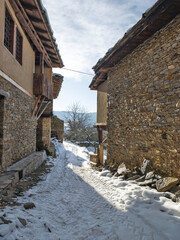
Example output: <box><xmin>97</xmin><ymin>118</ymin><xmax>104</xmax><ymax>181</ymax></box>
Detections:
<box><xmin>64</xmin><ymin>103</ymin><xmax>98</xmax><ymax>146</ymax></box>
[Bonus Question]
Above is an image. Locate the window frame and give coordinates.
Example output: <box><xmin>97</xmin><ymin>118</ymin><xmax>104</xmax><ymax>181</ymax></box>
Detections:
<box><xmin>3</xmin><ymin>5</ymin><xmax>23</xmax><ymax>66</ymax></box>
<box><xmin>4</xmin><ymin>6</ymin><xmax>14</xmax><ymax>54</ymax></box>
<box><xmin>15</xmin><ymin>27</ymin><xmax>23</xmax><ymax>65</ymax></box>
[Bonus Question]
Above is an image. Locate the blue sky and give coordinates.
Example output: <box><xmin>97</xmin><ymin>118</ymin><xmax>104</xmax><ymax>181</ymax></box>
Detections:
<box><xmin>42</xmin><ymin>0</ymin><xmax>157</xmax><ymax>112</ymax></box>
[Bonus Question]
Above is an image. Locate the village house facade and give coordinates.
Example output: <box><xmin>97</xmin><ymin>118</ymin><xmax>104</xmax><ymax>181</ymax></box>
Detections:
<box><xmin>90</xmin><ymin>0</ymin><xmax>180</xmax><ymax>178</ymax></box>
<box><xmin>51</xmin><ymin>115</ymin><xmax>64</xmax><ymax>143</ymax></box>
<box><xmin>0</xmin><ymin>0</ymin><xmax>63</xmax><ymax>173</ymax></box>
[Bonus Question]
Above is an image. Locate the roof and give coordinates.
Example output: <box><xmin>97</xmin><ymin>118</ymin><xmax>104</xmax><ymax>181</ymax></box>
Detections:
<box><xmin>90</xmin><ymin>0</ymin><xmax>180</xmax><ymax>90</ymax></box>
<box><xmin>53</xmin><ymin>73</ymin><xmax>63</xmax><ymax>99</ymax></box>
<box><xmin>9</xmin><ymin>0</ymin><xmax>63</xmax><ymax>68</ymax></box>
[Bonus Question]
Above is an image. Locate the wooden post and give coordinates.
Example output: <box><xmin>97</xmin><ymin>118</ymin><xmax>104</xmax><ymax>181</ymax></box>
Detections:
<box><xmin>99</xmin><ymin>144</ymin><xmax>103</xmax><ymax>165</ymax></box>
<box><xmin>40</xmin><ymin>53</ymin><xmax>44</xmax><ymax>74</ymax></box>
<box><xmin>98</xmin><ymin>127</ymin><xmax>103</xmax><ymax>144</ymax></box>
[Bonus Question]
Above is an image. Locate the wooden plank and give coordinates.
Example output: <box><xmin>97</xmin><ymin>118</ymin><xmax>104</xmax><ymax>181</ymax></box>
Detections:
<box><xmin>40</xmin><ymin>53</ymin><xmax>44</xmax><ymax>74</ymax></box>
<box><xmin>37</xmin><ymin>101</ymin><xmax>51</xmax><ymax>120</ymax></box>
<box><xmin>35</xmin><ymin>96</ymin><xmax>45</xmax><ymax>117</ymax></box>
<box><xmin>32</xmin><ymin>95</ymin><xmax>41</xmax><ymax>117</ymax></box>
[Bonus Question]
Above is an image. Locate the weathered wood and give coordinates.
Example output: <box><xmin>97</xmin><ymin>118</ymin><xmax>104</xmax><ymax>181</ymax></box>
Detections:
<box><xmin>98</xmin><ymin>127</ymin><xmax>103</xmax><ymax>144</ymax></box>
<box><xmin>99</xmin><ymin>145</ymin><xmax>104</xmax><ymax>165</ymax></box>
<box><xmin>35</xmin><ymin>96</ymin><xmax>45</xmax><ymax>117</ymax></box>
<box><xmin>37</xmin><ymin>101</ymin><xmax>51</xmax><ymax>120</ymax></box>
<box><xmin>40</xmin><ymin>53</ymin><xmax>44</xmax><ymax>74</ymax></box>
<box><xmin>33</xmin><ymin>73</ymin><xmax>53</xmax><ymax>100</ymax></box>
<box><xmin>32</xmin><ymin>95</ymin><xmax>41</xmax><ymax>117</ymax></box>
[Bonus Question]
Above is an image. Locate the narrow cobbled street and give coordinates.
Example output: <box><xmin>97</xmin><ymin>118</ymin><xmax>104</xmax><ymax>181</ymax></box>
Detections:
<box><xmin>0</xmin><ymin>141</ymin><xmax>180</xmax><ymax>240</ymax></box>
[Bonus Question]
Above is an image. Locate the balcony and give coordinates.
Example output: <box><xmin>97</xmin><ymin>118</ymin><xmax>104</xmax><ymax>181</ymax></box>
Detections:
<box><xmin>33</xmin><ymin>73</ymin><xmax>53</xmax><ymax>100</ymax></box>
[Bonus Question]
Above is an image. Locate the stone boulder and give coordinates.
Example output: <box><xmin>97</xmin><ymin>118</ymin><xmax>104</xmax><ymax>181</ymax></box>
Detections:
<box><xmin>18</xmin><ymin>217</ymin><xmax>27</xmax><ymax>226</ymax></box>
<box><xmin>122</xmin><ymin>170</ymin><xmax>134</xmax><ymax>180</ymax></box>
<box><xmin>175</xmin><ymin>190</ymin><xmax>180</xmax><ymax>202</ymax></box>
<box><xmin>141</xmin><ymin>159</ymin><xmax>151</xmax><ymax>175</ymax></box>
<box><xmin>127</xmin><ymin>175</ymin><xmax>141</xmax><ymax>181</ymax></box>
<box><xmin>136</xmin><ymin>175</ymin><xmax>145</xmax><ymax>182</ymax></box>
<box><xmin>24</xmin><ymin>202</ymin><xmax>36</xmax><ymax>209</ymax></box>
<box><xmin>139</xmin><ymin>179</ymin><xmax>157</xmax><ymax>187</ymax></box>
<box><xmin>145</xmin><ymin>171</ymin><xmax>155</xmax><ymax>180</ymax></box>
<box><xmin>156</xmin><ymin>177</ymin><xmax>179</xmax><ymax>192</ymax></box>
<box><xmin>117</xmin><ymin>163</ymin><xmax>126</xmax><ymax>175</ymax></box>
<box><xmin>134</xmin><ymin>166</ymin><xmax>143</xmax><ymax>176</ymax></box>
<box><xmin>100</xmin><ymin>170</ymin><xmax>111</xmax><ymax>177</ymax></box>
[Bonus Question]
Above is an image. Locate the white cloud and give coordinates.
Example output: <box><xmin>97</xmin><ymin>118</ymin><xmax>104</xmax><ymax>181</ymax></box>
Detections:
<box><xmin>42</xmin><ymin>0</ymin><xmax>157</xmax><ymax>81</ymax></box>
<box><xmin>41</xmin><ymin>0</ymin><xmax>157</xmax><ymax>111</ymax></box>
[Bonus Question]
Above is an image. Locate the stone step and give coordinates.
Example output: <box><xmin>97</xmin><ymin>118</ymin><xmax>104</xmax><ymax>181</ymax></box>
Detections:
<box><xmin>0</xmin><ymin>151</ymin><xmax>47</xmax><ymax>191</ymax></box>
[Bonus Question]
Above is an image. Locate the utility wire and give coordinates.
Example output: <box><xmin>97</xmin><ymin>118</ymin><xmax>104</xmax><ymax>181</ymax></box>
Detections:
<box><xmin>62</xmin><ymin>67</ymin><xmax>94</xmax><ymax>76</ymax></box>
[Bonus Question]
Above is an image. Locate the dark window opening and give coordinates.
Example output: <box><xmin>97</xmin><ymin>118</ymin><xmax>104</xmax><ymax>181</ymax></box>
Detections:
<box><xmin>4</xmin><ymin>7</ymin><xmax>14</xmax><ymax>54</ymax></box>
<box><xmin>16</xmin><ymin>28</ymin><xmax>23</xmax><ymax>65</ymax></box>
<box><xmin>19</xmin><ymin>170</ymin><xmax>23</xmax><ymax>180</ymax></box>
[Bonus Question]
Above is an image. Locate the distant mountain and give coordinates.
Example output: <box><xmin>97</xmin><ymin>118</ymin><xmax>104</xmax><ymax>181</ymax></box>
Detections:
<box><xmin>53</xmin><ymin>111</ymin><xmax>97</xmax><ymax>125</ymax></box>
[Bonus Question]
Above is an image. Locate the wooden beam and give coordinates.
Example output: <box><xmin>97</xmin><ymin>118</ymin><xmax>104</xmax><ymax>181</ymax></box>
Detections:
<box><xmin>32</xmin><ymin>95</ymin><xmax>41</xmax><ymax>117</ymax></box>
<box><xmin>97</xmin><ymin>127</ymin><xmax>103</xmax><ymax>144</ymax></box>
<box><xmin>27</xmin><ymin>15</ymin><xmax>42</xmax><ymax>23</ymax></box>
<box><xmin>34</xmin><ymin>27</ymin><xmax>47</xmax><ymax>33</ymax></box>
<box><xmin>37</xmin><ymin>101</ymin><xmax>51</xmax><ymax>120</ymax></box>
<box><xmin>38</xmin><ymin>35</ymin><xmax>51</xmax><ymax>42</ymax></box>
<box><xmin>21</xmin><ymin>3</ymin><xmax>37</xmax><ymax>11</ymax></box>
<box><xmin>35</xmin><ymin>96</ymin><xmax>45</xmax><ymax>117</ymax></box>
<box><xmin>46</xmin><ymin>50</ymin><xmax>56</xmax><ymax>56</ymax></box>
<box><xmin>40</xmin><ymin>53</ymin><xmax>44</xmax><ymax>74</ymax></box>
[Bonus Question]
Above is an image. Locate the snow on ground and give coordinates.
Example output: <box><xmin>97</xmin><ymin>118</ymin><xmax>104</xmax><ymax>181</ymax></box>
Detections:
<box><xmin>0</xmin><ymin>141</ymin><xmax>180</xmax><ymax>240</ymax></box>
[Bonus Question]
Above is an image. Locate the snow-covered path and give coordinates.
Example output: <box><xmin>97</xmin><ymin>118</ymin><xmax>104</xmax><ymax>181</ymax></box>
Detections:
<box><xmin>0</xmin><ymin>141</ymin><xmax>180</xmax><ymax>240</ymax></box>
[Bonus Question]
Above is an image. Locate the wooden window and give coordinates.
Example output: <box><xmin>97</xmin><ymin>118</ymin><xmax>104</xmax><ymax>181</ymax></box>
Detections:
<box><xmin>4</xmin><ymin>7</ymin><xmax>14</xmax><ymax>54</ymax></box>
<box><xmin>16</xmin><ymin>28</ymin><xmax>23</xmax><ymax>65</ymax></box>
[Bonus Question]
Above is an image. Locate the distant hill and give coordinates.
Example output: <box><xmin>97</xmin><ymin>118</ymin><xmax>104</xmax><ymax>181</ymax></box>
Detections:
<box><xmin>53</xmin><ymin>111</ymin><xmax>97</xmax><ymax>125</ymax></box>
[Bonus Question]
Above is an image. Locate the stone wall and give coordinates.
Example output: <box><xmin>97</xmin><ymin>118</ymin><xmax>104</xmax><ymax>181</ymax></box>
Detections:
<box><xmin>0</xmin><ymin>76</ymin><xmax>37</xmax><ymax>172</ymax></box>
<box><xmin>97</xmin><ymin>81</ymin><xmax>108</xmax><ymax>124</ymax></box>
<box><xmin>51</xmin><ymin>115</ymin><xmax>64</xmax><ymax>143</ymax></box>
<box><xmin>107</xmin><ymin>15</ymin><xmax>180</xmax><ymax>178</ymax></box>
<box><xmin>0</xmin><ymin>96</ymin><xmax>4</xmax><ymax>166</ymax></box>
<box><xmin>36</xmin><ymin>117</ymin><xmax>51</xmax><ymax>150</ymax></box>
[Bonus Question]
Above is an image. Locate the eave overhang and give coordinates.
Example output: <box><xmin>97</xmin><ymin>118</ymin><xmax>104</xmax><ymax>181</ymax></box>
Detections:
<box><xmin>90</xmin><ymin>0</ymin><xmax>180</xmax><ymax>90</ymax></box>
<box><xmin>53</xmin><ymin>73</ymin><xmax>64</xmax><ymax>99</ymax></box>
<box><xmin>10</xmin><ymin>0</ymin><xmax>64</xmax><ymax>68</ymax></box>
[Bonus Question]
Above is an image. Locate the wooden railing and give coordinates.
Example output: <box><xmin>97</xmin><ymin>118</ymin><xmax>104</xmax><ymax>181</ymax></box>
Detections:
<box><xmin>33</xmin><ymin>73</ymin><xmax>53</xmax><ymax>100</ymax></box>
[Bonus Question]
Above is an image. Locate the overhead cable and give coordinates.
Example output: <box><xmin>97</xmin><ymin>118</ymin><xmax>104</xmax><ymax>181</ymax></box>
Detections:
<box><xmin>62</xmin><ymin>67</ymin><xmax>94</xmax><ymax>76</ymax></box>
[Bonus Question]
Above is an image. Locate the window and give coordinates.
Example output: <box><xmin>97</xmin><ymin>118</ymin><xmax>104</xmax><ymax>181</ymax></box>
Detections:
<box><xmin>4</xmin><ymin>7</ymin><xmax>14</xmax><ymax>54</ymax></box>
<box><xmin>16</xmin><ymin>28</ymin><xmax>23</xmax><ymax>65</ymax></box>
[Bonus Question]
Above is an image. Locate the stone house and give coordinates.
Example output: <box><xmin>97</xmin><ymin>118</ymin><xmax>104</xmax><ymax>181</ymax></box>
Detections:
<box><xmin>36</xmin><ymin>74</ymin><xmax>64</xmax><ymax>150</ymax></box>
<box><xmin>51</xmin><ymin>115</ymin><xmax>64</xmax><ymax>143</ymax></box>
<box><xmin>90</xmin><ymin>0</ymin><xmax>180</xmax><ymax>178</ymax></box>
<box><xmin>0</xmin><ymin>0</ymin><xmax>63</xmax><ymax>173</ymax></box>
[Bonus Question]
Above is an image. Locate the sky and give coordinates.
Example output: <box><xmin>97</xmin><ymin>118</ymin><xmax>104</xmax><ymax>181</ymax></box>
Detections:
<box><xmin>42</xmin><ymin>0</ymin><xmax>157</xmax><ymax>113</ymax></box>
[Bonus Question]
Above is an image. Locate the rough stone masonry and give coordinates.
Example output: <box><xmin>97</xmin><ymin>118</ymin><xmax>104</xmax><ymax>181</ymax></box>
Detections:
<box><xmin>107</xmin><ymin>15</ymin><xmax>180</xmax><ymax>178</ymax></box>
<box><xmin>0</xmin><ymin>77</ymin><xmax>37</xmax><ymax>173</ymax></box>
